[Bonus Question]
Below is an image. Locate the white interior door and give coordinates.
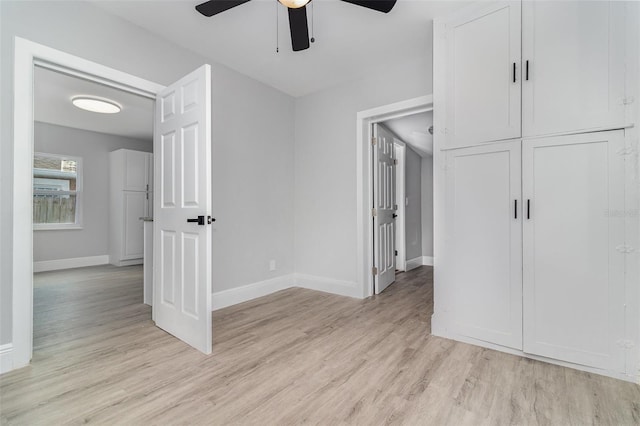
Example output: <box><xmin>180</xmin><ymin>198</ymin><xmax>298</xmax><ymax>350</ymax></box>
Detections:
<box><xmin>522</xmin><ymin>131</ymin><xmax>625</xmax><ymax>371</ymax></box>
<box><xmin>445</xmin><ymin>1</ymin><xmax>521</xmax><ymax>147</ymax></box>
<box><xmin>445</xmin><ymin>140</ymin><xmax>522</xmax><ymax>350</ymax></box>
<box><xmin>373</xmin><ymin>124</ymin><xmax>396</xmax><ymax>294</ymax></box>
<box><xmin>522</xmin><ymin>1</ymin><xmax>626</xmax><ymax>137</ymax></box>
<box><xmin>153</xmin><ymin>65</ymin><xmax>212</xmax><ymax>354</ymax></box>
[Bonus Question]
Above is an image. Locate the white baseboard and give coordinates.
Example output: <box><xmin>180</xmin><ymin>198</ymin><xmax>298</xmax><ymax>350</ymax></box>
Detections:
<box><xmin>34</xmin><ymin>255</ymin><xmax>110</xmax><ymax>272</ymax></box>
<box><xmin>0</xmin><ymin>343</ymin><xmax>14</xmax><ymax>374</ymax></box>
<box><xmin>405</xmin><ymin>256</ymin><xmax>423</xmax><ymax>271</ymax></box>
<box><xmin>212</xmin><ymin>274</ymin><xmax>294</xmax><ymax>311</ymax></box>
<box><xmin>422</xmin><ymin>256</ymin><xmax>434</xmax><ymax>266</ymax></box>
<box><xmin>294</xmin><ymin>273</ymin><xmax>362</xmax><ymax>299</ymax></box>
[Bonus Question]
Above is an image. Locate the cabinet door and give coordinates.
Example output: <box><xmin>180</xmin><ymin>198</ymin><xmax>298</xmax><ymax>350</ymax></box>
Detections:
<box><xmin>522</xmin><ymin>1</ymin><xmax>626</xmax><ymax>137</ymax></box>
<box><xmin>522</xmin><ymin>131</ymin><xmax>625</xmax><ymax>371</ymax></box>
<box><xmin>123</xmin><ymin>150</ymin><xmax>150</xmax><ymax>192</ymax></box>
<box><xmin>122</xmin><ymin>191</ymin><xmax>146</xmax><ymax>259</ymax></box>
<box><xmin>445</xmin><ymin>1</ymin><xmax>521</xmax><ymax>147</ymax></box>
<box><xmin>445</xmin><ymin>140</ymin><xmax>522</xmax><ymax>349</ymax></box>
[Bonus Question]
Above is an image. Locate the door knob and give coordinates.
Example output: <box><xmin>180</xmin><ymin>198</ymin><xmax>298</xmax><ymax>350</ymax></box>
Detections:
<box><xmin>187</xmin><ymin>215</ymin><xmax>215</xmax><ymax>225</ymax></box>
<box><xmin>392</xmin><ymin>214</ymin><xmax>398</xmax><ymax>218</ymax></box>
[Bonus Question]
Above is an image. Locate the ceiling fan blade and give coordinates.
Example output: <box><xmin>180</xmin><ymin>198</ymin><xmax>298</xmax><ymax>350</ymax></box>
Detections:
<box><xmin>340</xmin><ymin>0</ymin><xmax>397</xmax><ymax>13</ymax></box>
<box><xmin>288</xmin><ymin>6</ymin><xmax>310</xmax><ymax>52</ymax></box>
<box><xmin>195</xmin><ymin>0</ymin><xmax>252</xmax><ymax>17</ymax></box>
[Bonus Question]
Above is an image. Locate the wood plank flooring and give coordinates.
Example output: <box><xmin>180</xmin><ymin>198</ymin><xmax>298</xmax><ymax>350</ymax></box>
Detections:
<box><xmin>1</xmin><ymin>265</ymin><xmax>639</xmax><ymax>425</ymax></box>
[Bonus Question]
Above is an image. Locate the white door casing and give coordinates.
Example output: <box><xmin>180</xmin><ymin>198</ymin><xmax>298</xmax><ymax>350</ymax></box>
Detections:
<box><xmin>522</xmin><ymin>1</ymin><xmax>626</xmax><ymax>137</ymax></box>
<box><xmin>153</xmin><ymin>65</ymin><xmax>213</xmax><ymax>354</ymax></box>
<box><xmin>444</xmin><ymin>1</ymin><xmax>521</xmax><ymax>147</ymax></box>
<box><xmin>394</xmin><ymin>141</ymin><xmax>407</xmax><ymax>272</ymax></box>
<box><xmin>373</xmin><ymin>124</ymin><xmax>397</xmax><ymax>294</ymax></box>
<box><xmin>444</xmin><ymin>140</ymin><xmax>523</xmax><ymax>350</ymax></box>
<box><xmin>522</xmin><ymin>130</ymin><xmax>626</xmax><ymax>371</ymax></box>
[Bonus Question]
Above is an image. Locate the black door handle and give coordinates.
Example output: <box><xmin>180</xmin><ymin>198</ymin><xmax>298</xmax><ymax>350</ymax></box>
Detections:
<box><xmin>525</xmin><ymin>60</ymin><xmax>529</xmax><ymax>81</ymax></box>
<box><xmin>527</xmin><ymin>200</ymin><xmax>531</xmax><ymax>220</ymax></box>
<box><xmin>513</xmin><ymin>62</ymin><xmax>516</xmax><ymax>83</ymax></box>
<box><xmin>187</xmin><ymin>215</ymin><xmax>216</xmax><ymax>225</ymax></box>
<box><xmin>392</xmin><ymin>214</ymin><xmax>398</xmax><ymax>219</ymax></box>
<box><xmin>514</xmin><ymin>199</ymin><xmax>517</xmax><ymax>219</ymax></box>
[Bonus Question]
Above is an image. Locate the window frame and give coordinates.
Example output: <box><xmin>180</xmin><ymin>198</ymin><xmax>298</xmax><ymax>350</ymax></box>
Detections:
<box><xmin>33</xmin><ymin>152</ymin><xmax>84</xmax><ymax>231</ymax></box>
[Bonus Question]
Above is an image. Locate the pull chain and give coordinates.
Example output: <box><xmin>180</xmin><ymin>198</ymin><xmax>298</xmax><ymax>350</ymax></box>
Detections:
<box><xmin>275</xmin><ymin>0</ymin><xmax>279</xmax><ymax>53</ymax></box>
<box><xmin>310</xmin><ymin>1</ymin><xmax>315</xmax><ymax>43</ymax></box>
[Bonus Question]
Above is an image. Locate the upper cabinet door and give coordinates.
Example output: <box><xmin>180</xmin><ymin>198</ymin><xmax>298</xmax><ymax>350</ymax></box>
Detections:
<box><xmin>445</xmin><ymin>1</ymin><xmax>521</xmax><ymax>147</ymax></box>
<box><xmin>522</xmin><ymin>1</ymin><xmax>626</xmax><ymax>137</ymax></box>
<box><xmin>123</xmin><ymin>149</ymin><xmax>150</xmax><ymax>192</ymax></box>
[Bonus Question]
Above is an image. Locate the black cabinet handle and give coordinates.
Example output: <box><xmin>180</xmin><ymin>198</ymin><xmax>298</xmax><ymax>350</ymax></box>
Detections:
<box><xmin>514</xmin><ymin>199</ymin><xmax>518</xmax><ymax>219</ymax></box>
<box><xmin>527</xmin><ymin>199</ymin><xmax>531</xmax><ymax>219</ymax></box>
<box><xmin>526</xmin><ymin>60</ymin><xmax>529</xmax><ymax>81</ymax></box>
<box><xmin>513</xmin><ymin>62</ymin><xmax>516</xmax><ymax>83</ymax></box>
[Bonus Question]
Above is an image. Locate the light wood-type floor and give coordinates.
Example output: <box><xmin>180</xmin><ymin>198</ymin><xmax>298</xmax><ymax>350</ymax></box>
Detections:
<box><xmin>1</xmin><ymin>265</ymin><xmax>639</xmax><ymax>425</ymax></box>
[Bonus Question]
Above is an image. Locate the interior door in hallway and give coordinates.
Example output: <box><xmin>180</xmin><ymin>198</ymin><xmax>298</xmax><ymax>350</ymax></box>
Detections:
<box><xmin>153</xmin><ymin>65</ymin><xmax>213</xmax><ymax>354</ymax></box>
<box><xmin>373</xmin><ymin>124</ymin><xmax>397</xmax><ymax>294</ymax></box>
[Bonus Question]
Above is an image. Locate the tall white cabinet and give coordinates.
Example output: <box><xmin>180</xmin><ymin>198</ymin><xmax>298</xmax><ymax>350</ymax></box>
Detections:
<box><xmin>434</xmin><ymin>0</ymin><xmax>638</xmax><ymax>382</ymax></box>
<box><xmin>109</xmin><ymin>149</ymin><xmax>153</xmax><ymax>267</ymax></box>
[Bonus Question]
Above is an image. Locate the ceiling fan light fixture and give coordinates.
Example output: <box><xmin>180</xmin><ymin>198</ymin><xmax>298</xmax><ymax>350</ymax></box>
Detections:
<box><xmin>278</xmin><ymin>0</ymin><xmax>310</xmax><ymax>9</ymax></box>
<box><xmin>72</xmin><ymin>96</ymin><xmax>121</xmax><ymax>114</ymax></box>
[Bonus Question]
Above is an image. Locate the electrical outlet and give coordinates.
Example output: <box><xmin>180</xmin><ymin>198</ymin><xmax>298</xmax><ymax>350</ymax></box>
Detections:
<box><xmin>269</xmin><ymin>260</ymin><xmax>276</xmax><ymax>271</ymax></box>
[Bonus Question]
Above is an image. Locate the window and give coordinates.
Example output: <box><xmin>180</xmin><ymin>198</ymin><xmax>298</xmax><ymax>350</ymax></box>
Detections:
<box><xmin>33</xmin><ymin>153</ymin><xmax>83</xmax><ymax>230</ymax></box>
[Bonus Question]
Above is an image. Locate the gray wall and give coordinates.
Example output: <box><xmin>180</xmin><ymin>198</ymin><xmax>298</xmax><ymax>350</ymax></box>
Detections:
<box><xmin>421</xmin><ymin>156</ymin><xmax>434</xmax><ymax>258</ymax></box>
<box><xmin>293</xmin><ymin>55</ymin><xmax>432</xmax><ymax>283</ymax></box>
<box><xmin>33</xmin><ymin>122</ymin><xmax>152</xmax><ymax>262</ymax></box>
<box><xmin>1</xmin><ymin>1</ymin><xmax>295</xmax><ymax>345</ymax></box>
<box><xmin>405</xmin><ymin>147</ymin><xmax>423</xmax><ymax>261</ymax></box>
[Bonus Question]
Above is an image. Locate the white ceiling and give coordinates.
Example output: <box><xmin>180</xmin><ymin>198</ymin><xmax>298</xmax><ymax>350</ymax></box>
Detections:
<box><xmin>34</xmin><ymin>66</ymin><xmax>154</xmax><ymax>141</ymax></box>
<box><xmin>382</xmin><ymin>110</ymin><xmax>432</xmax><ymax>156</ymax></box>
<box><xmin>91</xmin><ymin>0</ymin><xmax>467</xmax><ymax>97</ymax></box>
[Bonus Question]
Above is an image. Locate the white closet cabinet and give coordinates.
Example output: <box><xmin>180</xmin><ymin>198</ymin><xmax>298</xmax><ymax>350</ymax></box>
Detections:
<box><xmin>444</xmin><ymin>140</ymin><xmax>522</xmax><ymax>349</ymax></box>
<box><xmin>110</xmin><ymin>149</ymin><xmax>153</xmax><ymax>266</ymax></box>
<box><xmin>522</xmin><ymin>130</ymin><xmax>626</xmax><ymax>371</ymax></box>
<box><xmin>444</xmin><ymin>1</ymin><xmax>521</xmax><ymax>147</ymax></box>
<box><xmin>522</xmin><ymin>1</ymin><xmax>627</xmax><ymax>137</ymax></box>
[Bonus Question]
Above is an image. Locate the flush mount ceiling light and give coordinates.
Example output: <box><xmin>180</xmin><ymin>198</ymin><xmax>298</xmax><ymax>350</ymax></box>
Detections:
<box><xmin>277</xmin><ymin>0</ymin><xmax>310</xmax><ymax>8</ymax></box>
<box><xmin>72</xmin><ymin>97</ymin><xmax>121</xmax><ymax>114</ymax></box>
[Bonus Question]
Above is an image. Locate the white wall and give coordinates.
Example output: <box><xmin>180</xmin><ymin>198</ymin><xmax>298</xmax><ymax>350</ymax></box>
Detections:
<box><xmin>405</xmin><ymin>146</ymin><xmax>423</xmax><ymax>261</ymax></box>
<box><xmin>0</xmin><ymin>1</ymin><xmax>295</xmax><ymax>345</ymax></box>
<box><xmin>33</xmin><ymin>122</ymin><xmax>152</xmax><ymax>262</ymax></box>
<box><xmin>421</xmin><ymin>156</ymin><xmax>434</xmax><ymax>258</ymax></box>
<box><xmin>294</xmin><ymin>54</ymin><xmax>432</xmax><ymax>284</ymax></box>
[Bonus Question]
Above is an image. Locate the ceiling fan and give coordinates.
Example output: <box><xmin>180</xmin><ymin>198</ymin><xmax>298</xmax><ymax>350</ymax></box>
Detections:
<box><xmin>195</xmin><ymin>0</ymin><xmax>397</xmax><ymax>52</ymax></box>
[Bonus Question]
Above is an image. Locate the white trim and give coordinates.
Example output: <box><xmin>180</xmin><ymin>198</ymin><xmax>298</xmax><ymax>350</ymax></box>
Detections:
<box><xmin>432</xmin><ymin>325</ymin><xmax>638</xmax><ymax>384</ymax></box>
<box><xmin>294</xmin><ymin>274</ymin><xmax>362</xmax><ymax>299</ymax></box>
<box><xmin>394</xmin><ymin>141</ymin><xmax>407</xmax><ymax>272</ymax></box>
<box><xmin>422</xmin><ymin>256</ymin><xmax>434</xmax><ymax>266</ymax></box>
<box><xmin>11</xmin><ymin>37</ymin><xmax>165</xmax><ymax>373</ymax></box>
<box><xmin>212</xmin><ymin>275</ymin><xmax>295</xmax><ymax>311</ymax></box>
<box><xmin>0</xmin><ymin>344</ymin><xmax>14</xmax><ymax>374</ymax></box>
<box><xmin>33</xmin><ymin>255</ymin><xmax>110</xmax><ymax>273</ymax></box>
<box><xmin>405</xmin><ymin>256</ymin><xmax>423</xmax><ymax>272</ymax></box>
<box><xmin>356</xmin><ymin>95</ymin><xmax>434</xmax><ymax>298</ymax></box>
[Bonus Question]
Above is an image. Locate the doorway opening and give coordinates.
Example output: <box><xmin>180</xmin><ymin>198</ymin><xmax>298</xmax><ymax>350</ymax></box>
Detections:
<box><xmin>355</xmin><ymin>96</ymin><xmax>433</xmax><ymax>298</ymax></box>
<box><xmin>31</xmin><ymin>65</ymin><xmax>155</xmax><ymax>357</ymax></box>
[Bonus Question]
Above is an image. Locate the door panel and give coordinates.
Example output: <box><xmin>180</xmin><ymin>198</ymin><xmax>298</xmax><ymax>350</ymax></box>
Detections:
<box><xmin>153</xmin><ymin>65</ymin><xmax>212</xmax><ymax>354</ymax></box>
<box><xmin>522</xmin><ymin>131</ymin><xmax>625</xmax><ymax>371</ymax></box>
<box><xmin>445</xmin><ymin>140</ymin><xmax>522</xmax><ymax>349</ymax></box>
<box><xmin>445</xmin><ymin>1</ymin><xmax>521</xmax><ymax>147</ymax></box>
<box><xmin>522</xmin><ymin>1</ymin><xmax>626</xmax><ymax>136</ymax></box>
<box><xmin>122</xmin><ymin>191</ymin><xmax>146</xmax><ymax>259</ymax></box>
<box><xmin>123</xmin><ymin>149</ymin><xmax>149</xmax><ymax>192</ymax></box>
<box><xmin>373</xmin><ymin>124</ymin><xmax>396</xmax><ymax>294</ymax></box>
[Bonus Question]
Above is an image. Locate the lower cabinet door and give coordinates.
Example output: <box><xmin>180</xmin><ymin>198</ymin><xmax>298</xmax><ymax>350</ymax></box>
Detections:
<box><xmin>522</xmin><ymin>130</ymin><xmax>625</xmax><ymax>371</ymax></box>
<box><xmin>123</xmin><ymin>191</ymin><xmax>146</xmax><ymax>260</ymax></box>
<box><xmin>445</xmin><ymin>140</ymin><xmax>523</xmax><ymax>349</ymax></box>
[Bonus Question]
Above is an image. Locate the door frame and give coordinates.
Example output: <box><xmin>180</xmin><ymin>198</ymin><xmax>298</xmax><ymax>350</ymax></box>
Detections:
<box><xmin>10</xmin><ymin>37</ymin><xmax>165</xmax><ymax>372</ymax></box>
<box><xmin>393</xmin><ymin>139</ymin><xmax>406</xmax><ymax>272</ymax></box>
<box><xmin>356</xmin><ymin>95</ymin><xmax>433</xmax><ymax>297</ymax></box>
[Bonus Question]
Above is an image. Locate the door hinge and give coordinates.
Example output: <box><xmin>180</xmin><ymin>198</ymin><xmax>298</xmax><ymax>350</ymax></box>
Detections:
<box><xmin>617</xmin><ymin>146</ymin><xmax>638</xmax><ymax>156</ymax></box>
<box><xmin>372</xmin><ymin>266</ymin><xmax>378</xmax><ymax>276</ymax></box>
<box><xmin>372</xmin><ymin>208</ymin><xmax>377</xmax><ymax>217</ymax></box>
<box><xmin>616</xmin><ymin>245</ymin><xmax>636</xmax><ymax>254</ymax></box>
<box><xmin>393</xmin><ymin>159</ymin><xmax>398</xmax><ymax>165</ymax></box>
<box><xmin>371</xmin><ymin>137</ymin><xmax>377</xmax><ymax>146</ymax></box>
<box><xmin>395</xmin><ymin>250</ymin><xmax>398</xmax><ymax>256</ymax></box>
<box><xmin>623</xmin><ymin>96</ymin><xmax>635</xmax><ymax>105</ymax></box>
<box><xmin>616</xmin><ymin>339</ymin><xmax>635</xmax><ymax>349</ymax></box>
